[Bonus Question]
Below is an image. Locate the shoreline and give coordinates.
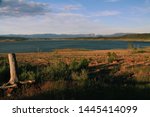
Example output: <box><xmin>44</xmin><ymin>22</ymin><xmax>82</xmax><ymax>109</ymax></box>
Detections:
<box><xmin>1</xmin><ymin>38</ymin><xmax>150</xmax><ymax>42</ymax></box>
<box><xmin>0</xmin><ymin>47</ymin><xmax>150</xmax><ymax>54</ymax></box>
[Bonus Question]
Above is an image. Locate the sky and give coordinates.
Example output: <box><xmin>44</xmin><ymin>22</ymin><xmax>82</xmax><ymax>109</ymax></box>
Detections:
<box><xmin>0</xmin><ymin>0</ymin><xmax>150</xmax><ymax>35</ymax></box>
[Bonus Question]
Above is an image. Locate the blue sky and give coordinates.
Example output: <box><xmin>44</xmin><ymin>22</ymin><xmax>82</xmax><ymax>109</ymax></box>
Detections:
<box><xmin>0</xmin><ymin>0</ymin><xmax>150</xmax><ymax>34</ymax></box>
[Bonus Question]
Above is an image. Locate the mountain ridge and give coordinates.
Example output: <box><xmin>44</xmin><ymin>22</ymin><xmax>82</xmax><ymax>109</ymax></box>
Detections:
<box><xmin>0</xmin><ymin>33</ymin><xmax>150</xmax><ymax>41</ymax></box>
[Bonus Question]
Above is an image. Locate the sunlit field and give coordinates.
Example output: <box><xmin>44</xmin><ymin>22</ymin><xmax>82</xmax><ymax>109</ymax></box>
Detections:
<box><xmin>0</xmin><ymin>47</ymin><xmax>150</xmax><ymax>100</ymax></box>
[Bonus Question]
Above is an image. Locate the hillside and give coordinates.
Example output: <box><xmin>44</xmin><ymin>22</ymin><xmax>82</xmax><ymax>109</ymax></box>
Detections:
<box><xmin>114</xmin><ymin>33</ymin><xmax>150</xmax><ymax>40</ymax></box>
<box><xmin>0</xmin><ymin>36</ymin><xmax>27</xmax><ymax>42</ymax></box>
<box><xmin>0</xmin><ymin>33</ymin><xmax>150</xmax><ymax>42</ymax></box>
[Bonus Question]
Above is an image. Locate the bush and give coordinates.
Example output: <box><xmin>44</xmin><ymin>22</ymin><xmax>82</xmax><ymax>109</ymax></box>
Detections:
<box><xmin>69</xmin><ymin>59</ymin><xmax>89</xmax><ymax>72</ymax></box>
<box><xmin>19</xmin><ymin>71</ymin><xmax>36</xmax><ymax>81</ymax></box>
<box><xmin>42</xmin><ymin>62</ymin><xmax>70</xmax><ymax>81</ymax></box>
<box><xmin>41</xmin><ymin>59</ymin><xmax>89</xmax><ymax>81</ymax></box>
<box><xmin>18</xmin><ymin>64</ymin><xmax>37</xmax><ymax>81</ymax></box>
<box><xmin>107</xmin><ymin>52</ymin><xmax>118</xmax><ymax>63</ymax></box>
<box><xmin>71</xmin><ymin>69</ymin><xmax>88</xmax><ymax>81</ymax></box>
<box><xmin>69</xmin><ymin>59</ymin><xmax>80</xmax><ymax>72</ymax></box>
<box><xmin>79</xmin><ymin>59</ymin><xmax>89</xmax><ymax>70</ymax></box>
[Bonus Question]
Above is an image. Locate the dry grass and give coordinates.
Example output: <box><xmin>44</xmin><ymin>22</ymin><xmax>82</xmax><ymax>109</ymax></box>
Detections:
<box><xmin>1</xmin><ymin>48</ymin><xmax>150</xmax><ymax>81</ymax></box>
<box><xmin>0</xmin><ymin>47</ymin><xmax>150</xmax><ymax>99</ymax></box>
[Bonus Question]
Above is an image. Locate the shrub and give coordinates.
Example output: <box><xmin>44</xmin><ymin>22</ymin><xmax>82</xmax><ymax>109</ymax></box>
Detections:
<box><xmin>71</xmin><ymin>69</ymin><xmax>88</xmax><ymax>81</ymax></box>
<box><xmin>42</xmin><ymin>62</ymin><xmax>70</xmax><ymax>81</ymax></box>
<box><xmin>18</xmin><ymin>64</ymin><xmax>37</xmax><ymax>81</ymax></box>
<box><xmin>41</xmin><ymin>59</ymin><xmax>89</xmax><ymax>81</ymax></box>
<box><xmin>69</xmin><ymin>59</ymin><xmax>89</xmax><ymax>72</ymax></box>
<box><xmin>78</xmin><ymin>59</ymin><xmax>89</xmax><ymax>70</ymax></box>
<box><xmin>69</xmin><ymin>59</ymin><xmax>80</xmax><ymax>72</ymax></box>
<box><xmin>19</xmin><ymin>71</ymin><xmax>36</xmax><ymax>81</ymax></box>
<box><xmin>107</xmin><ymin>52</ymin><xmax>118</xmax><ymax>63</ymax></box>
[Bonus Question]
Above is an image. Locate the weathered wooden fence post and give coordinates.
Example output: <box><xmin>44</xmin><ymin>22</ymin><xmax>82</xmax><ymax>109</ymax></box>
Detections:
<box><xmin>8</xmin><ymin>53</ymin><xmax>18</xmax><ymax>84</ymax></box>
<box><xmin>0</xmin><ymin>53</ymin><xmax>18</xmax><ymax>96</ymax></box>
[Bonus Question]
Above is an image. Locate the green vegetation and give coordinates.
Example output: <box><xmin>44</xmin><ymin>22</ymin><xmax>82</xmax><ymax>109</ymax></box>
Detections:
<box><xmin>57</xmin><ymin>33</ymin><xmax>150</xmax><ymax>41</ymax></box>
<box><xmin>0</xmin><ymin>36</ymin><xmax>28</xmax><ymax>42</ymax></box>
<box><xmin>127</xmin><ymin>42</ymin><xmax>147</xmax><ymax>53</ymax></box>
<box><xmin>107</xmin><ymin>52</ymin><xmax>118</xmax><ymax>63</ymax></box>
<box><xmin>0</xmin><ymin>57</ymin><xmax>9</xmax><ymax>84</ymax></box>
<box><xmin>0</xmin><ymin>51</ymin><xmax>150</xmax><ymax>99</ymax></box>
<box><xmin>0</xmin><ymin>58</ymin><xmax>89</xmax><ymax>82</ymax></box>
<box><xmin>96</xmin><ymin>33</ymin><xmax>150</xmax><ymax>41</ymax></box>
<box><xmin>18</xmin><ymin>64</ymin><xmax>37</xmax><ymax>81</ymax></box>
<box><xmin>121</xmin><ymin>33</ymin><xmax>150</xmax><ymax>40</ymax></box>
<box><xmin>131</xmin><ymin>66</ymin><xmax>150</xmax><ymax>83</ymax></box>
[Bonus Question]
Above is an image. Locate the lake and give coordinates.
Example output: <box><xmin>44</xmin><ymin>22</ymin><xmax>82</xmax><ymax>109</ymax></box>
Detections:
<box><xmin>0</xmin><ymin>40</ymin><xmax>150</xmax><ymax>53</ymax></box>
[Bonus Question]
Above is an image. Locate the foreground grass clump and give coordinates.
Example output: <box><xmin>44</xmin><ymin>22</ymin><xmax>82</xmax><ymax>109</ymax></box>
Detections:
<box><xmin>0</xmin><ymin>57</ymin><xmax>9</xmax><ymax>84</ymax></box>
<box><xmin>42</xmin><ymin>62</ymin><xmax>70</xmax><ymax>81</ymax></box>
<box><xmin>41</xmin><ymin>59</ymin><xmax>89</xmax><ymax>81</ymax></box>
<box><xmin>107</xmin><ymin>52</ymin><xmax>118</xmax><ymax>63</ymax></box>
<box><xmin>131</xmin><ymin>66</ymin><xmax>150</xmax><ymax>83</ymax></box>
<box><xmin>18</xmin><ymin>64</ymin><xmax>37</xmax><ymax>81</ymax></box>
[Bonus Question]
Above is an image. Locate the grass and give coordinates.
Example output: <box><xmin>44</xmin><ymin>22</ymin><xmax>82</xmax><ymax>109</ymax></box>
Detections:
<box><xmin>0</xmin><ymin>57</ymin><xmax>9</xmax><ymax>85</ymax></box>
<box><xmin>107</xmin><ymin>52</ymin><xmax>118</xmax><ymax>63</ymax></box>
<box><xmin>18</xmin><ymin>81</ymin><xmax>150</xmax><ymax>100</ymax></box>
<box><xmin>131</xmin><ymin>66</ymin><xmax>150</xmax><ymax>83</ymax></box>
<box><xmin>0</xmin><ymin>48</ymin><xmax>150</xmax><ymax>100</ymax></box>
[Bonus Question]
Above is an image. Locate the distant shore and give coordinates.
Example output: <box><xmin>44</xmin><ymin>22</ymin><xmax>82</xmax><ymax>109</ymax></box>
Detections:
<box><xmin>1</xmin><ymin>33</ymin><xmax>150</xmax><ymax>42</ymax></box>
<box><xmin>1</xmin><ymin>38</ymin><xmax>150</xmax><ymax>42</ymax></box>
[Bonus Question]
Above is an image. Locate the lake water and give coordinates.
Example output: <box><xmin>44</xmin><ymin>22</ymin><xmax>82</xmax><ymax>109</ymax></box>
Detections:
<box><xmin>0</xmin><ymin>40</ymin><xmax>150</xmax><ymax>53</ymax></box>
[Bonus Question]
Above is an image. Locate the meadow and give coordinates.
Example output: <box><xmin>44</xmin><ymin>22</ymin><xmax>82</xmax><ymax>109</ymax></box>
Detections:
<box><xmin>0</xmin><ymin>47</ymin><xmax>150</xmax><ymax>100</ymax></box>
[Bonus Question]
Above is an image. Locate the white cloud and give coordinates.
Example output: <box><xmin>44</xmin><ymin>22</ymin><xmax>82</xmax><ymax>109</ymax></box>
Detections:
<box><xmin>1</xmin><ymin>9</ymin><xmax>149</xmax><ymax>35</ymax></box>
<box><xmin>0</xmin><ymin>0</ymin><xmax>49</xmax><ymax>16</ymax></box>
<box><xmin>0</xmin><ymin>11</ymin><xmax>116</xmax><ymax>34</ymax></box>
<box><xmin>93</xmin><ymin>10</ymin><xmax>120</xmax><ymax>17</ymax></box>
<box><xmin>63</xmin><ymin>5</ymin><xmax>82</xmax><ymax>11</ymax></box>
<box><xmin>1</xmin><ymin>0</ymin><xmax>149</xmax><ymax>35</ymax></box>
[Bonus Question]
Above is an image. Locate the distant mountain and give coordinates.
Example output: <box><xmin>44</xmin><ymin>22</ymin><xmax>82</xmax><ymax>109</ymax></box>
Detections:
<box><xmin>0</xmin><ymin>33</ymin><xmax>150</xmax><ymax>41</ymax></box>
<box><xmin>103</xmin><ymin>33</ymin><xmax>130</xmax><ymax>37</ymax></box>
<box><xmin>0</xmin><ymin>36</ymin><xmax>27</xmax><ymax>41</ymax></box>
<box><xmin>1</xmin><ymin>33</ymin><xmax>97</xmax><ymax>38</ymax></box>
<box><xmin>0</xmin><ymin>33</ymin><xmax>139</xmax><ymax>39</ymax></box>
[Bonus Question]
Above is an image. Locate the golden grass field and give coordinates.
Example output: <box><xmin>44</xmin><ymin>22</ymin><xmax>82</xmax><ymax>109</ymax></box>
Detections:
<box><xmin>1</xmin><ymin>47</ymin><xmax>150</xmax><ymax>81</ymax></box>
<box><xmin>0</xmin><ymin>47</ymin><xmax>150</xmax><ymax>99</ymax></box>
<box><xmin>16</xmin><ymin>48</ymin><xmax>150</xmax><ymax>77</ymax></box>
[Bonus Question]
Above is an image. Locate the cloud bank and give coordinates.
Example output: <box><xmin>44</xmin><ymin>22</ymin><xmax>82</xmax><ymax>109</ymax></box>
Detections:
<box><xmin>0</xmin><ymin>0</ymin><xmax>48</xmax><ymax>16</ymax></box>
<box><xmin>0</xmin><ymin>0</ymin><xmax>149</xmax><ymax>35</ymax></box>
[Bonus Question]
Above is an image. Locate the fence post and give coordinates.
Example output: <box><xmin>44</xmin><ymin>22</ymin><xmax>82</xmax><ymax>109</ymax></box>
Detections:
<box><xmin>8</xmin><ymin>53</ymin><xmax>18</xmax><ymax>84</ymax></box>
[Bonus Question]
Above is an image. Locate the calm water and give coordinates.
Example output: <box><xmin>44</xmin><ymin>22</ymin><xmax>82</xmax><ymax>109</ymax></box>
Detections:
<box><xmin>0</xmin><ymin>40</ymin><xmax>150</xmax><ymax>53</ymax></box>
